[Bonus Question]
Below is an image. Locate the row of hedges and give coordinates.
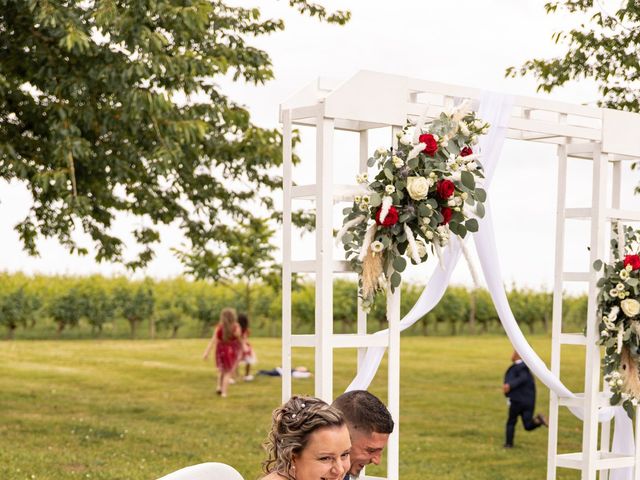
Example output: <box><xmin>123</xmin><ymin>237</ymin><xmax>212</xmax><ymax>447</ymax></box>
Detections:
<box><xmin>0</xmin><ymin>272</ymin><xmax>588</xmax><ymax>340</ymax></box>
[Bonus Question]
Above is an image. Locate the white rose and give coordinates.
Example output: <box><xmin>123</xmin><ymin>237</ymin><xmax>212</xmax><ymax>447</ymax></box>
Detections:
<box><xmin>466</xmin><ymin>161</ymin><xmax>478</xmax><ymax>171</ymax></box>
<box><xmin>406</xmin><ymin>176</ymin><xmax>430</xmax><ymax>200</ymax></box>
<box><xmin>385</xmin><ymin>184</ymin><xmax>396</xmax><ymax>194</ymax></box>
<box><xmin>407</xmin><ymin>239</ymin><xmax>428</xmax><ymax>260</ymax></box>
<box><xmin>621</xmin><ymin>298</ymin><xmax>640</xmax><ymax>317</ymax></box>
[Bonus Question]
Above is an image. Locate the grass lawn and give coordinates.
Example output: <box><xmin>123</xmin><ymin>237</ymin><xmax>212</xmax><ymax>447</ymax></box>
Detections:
<box><xmin>0</xmin><ymin>335</ymin><xmax>588</xmax><ymax>480</ymax></box>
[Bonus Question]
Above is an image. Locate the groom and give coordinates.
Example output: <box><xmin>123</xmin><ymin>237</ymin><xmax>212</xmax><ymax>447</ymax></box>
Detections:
<box><xmin>332</xmin><ymin>390</ymin><xmax>394</xmax><ymax>479</ymax></box>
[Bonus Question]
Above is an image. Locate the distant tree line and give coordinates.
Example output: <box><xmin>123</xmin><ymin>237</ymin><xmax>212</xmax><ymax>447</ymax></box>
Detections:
<box><xmin>0</xmin><ymin>273</ymin><xmax>588</xmax><ymax>340</ymax></box>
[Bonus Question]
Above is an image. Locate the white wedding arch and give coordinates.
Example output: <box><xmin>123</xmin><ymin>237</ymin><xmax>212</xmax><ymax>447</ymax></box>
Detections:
<box><xmin>279</xmin><ymin>71</ymin><xmax>640</xmax><ymax>480</ymax></box>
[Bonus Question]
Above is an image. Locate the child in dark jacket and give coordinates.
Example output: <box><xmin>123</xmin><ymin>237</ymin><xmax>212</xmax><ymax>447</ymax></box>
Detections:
<box><xmin>503</xmin><ymin>350</ymin><xmax>548</xmax><ymax>447</ymax></box>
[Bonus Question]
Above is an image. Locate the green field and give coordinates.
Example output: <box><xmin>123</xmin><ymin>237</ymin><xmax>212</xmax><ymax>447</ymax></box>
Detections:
<box><xmin>1</xmin><ymin>336</ymin><xmax>588</xmax><ymax>480</ymax></box>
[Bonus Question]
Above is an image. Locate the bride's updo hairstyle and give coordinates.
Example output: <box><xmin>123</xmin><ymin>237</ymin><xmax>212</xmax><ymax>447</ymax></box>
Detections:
<box><xmin>262</xmin><ymin>395</ymin><xmax>345</xmax><ymax>479</ymax></box>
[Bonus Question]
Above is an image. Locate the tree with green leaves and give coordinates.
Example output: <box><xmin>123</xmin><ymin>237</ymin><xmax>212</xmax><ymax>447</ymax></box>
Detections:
<box><xmin>49</xmin><ymin>287</ymin><xmax>84</xmax><ymax>335</ymax></box>
<box><xmin>0</xmin><ymin>1</ymin><xmax>346</xmax><ymax>268</ymax></box>
<box><xmin>177</xmin><ymin>217</ymin><xmax>277</xmax><ymax>319</ymax></box>
<box><xmin>0</xmin><ymin>285</ymin><xmax>41</xmax><ymax>339</ymax></box>
<box><xmin>115</xmin><ymin>283</ymin><xmax>155</xmax><ymax>338</ymax></box>
<box><xmin>507</xmin><ymin>0</ymin><xmax>639</xmax><ymax>113</ymax></box>
<box><xmin>79</xmin><ymin>281</ymin><xmax>116</xmax><ymax>335</ymax></box>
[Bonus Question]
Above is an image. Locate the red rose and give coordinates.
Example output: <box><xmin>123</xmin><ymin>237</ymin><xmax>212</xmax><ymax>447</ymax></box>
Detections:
<box><xmin>624</xmin><ymin>254</ymin><xmax>640</xmax><ymax>270</ymax></box>
<box><xmin>375</xmin><ymin>206</ymin><xmax>399</xmax><ymax>227</ymax></box>
<box><xmin>418</xmin><ymin>133</ymin><xmax>438</xmax><ymax>157</ymax></box>
<box><xmin>440</xmin><ymin>207</ymin><xmax>452</xmax><ymax>225</ymax></box>
<box><xmin>460</xmin><ymin>146</ymin><xmax>473</xmax><ymax>157</ymax></box>
<box><xmin>436</xmin><ymin>179</ymin><xmax>455</xmax><ymax>199</ymax></box>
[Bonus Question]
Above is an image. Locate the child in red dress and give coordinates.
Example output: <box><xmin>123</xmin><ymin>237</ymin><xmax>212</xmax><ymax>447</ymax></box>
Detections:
<box><xmin>203</xmin><ymin>307</ymin><xmax>241</xmax><ymax>397</ymax></box>
<box><xmin>237</xmin><ymin>313</ymin><xmax>257</xmax><ymax>381</ymax></box>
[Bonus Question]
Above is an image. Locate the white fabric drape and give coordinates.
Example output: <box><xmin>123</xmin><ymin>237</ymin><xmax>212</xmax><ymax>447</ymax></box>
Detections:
<box><xmin>346</xmin><ymin>91</ymin><xmax>513</xmax><ymax>391</ymax></box>
<box><xmin>345</xmin><ymin>92</ymin><xmax>633</xmax><ymax>478</ymax></box>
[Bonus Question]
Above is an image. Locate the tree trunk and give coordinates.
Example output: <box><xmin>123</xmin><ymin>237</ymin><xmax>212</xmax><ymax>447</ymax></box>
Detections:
<box><xmin>422</xmin><ymin>317</ymin><xmax>429</xmax><ymax>336</ymax></box>
<box><xmin>6</xmin><ymin>325</ymin><xmax>16</xmax><ymax>340</ymax></box>
<box><xmin>129</xmin><ymin>318</ymin><xmax>137</xmax><ymax>338</ymax></box>
<box><xmin>149</xmin><ymin>316</ymin><xmax>156</xmax><ymax>340</ymax></box>
<box><xmin>245</xmin><ymin>282</ymin><xmax>252</xmax><ymax>320</ymax></box>
<box><xmin>468</xmin><ymin>291</ymin><xmax>477</xmax><ymax>335</ymax></box>
<box><xmin>172</xmin><ymin>326</ymin><xmax>179</xmax><ymax>339</ymax></box>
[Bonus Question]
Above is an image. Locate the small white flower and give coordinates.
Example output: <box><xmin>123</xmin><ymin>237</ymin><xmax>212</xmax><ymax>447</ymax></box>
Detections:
<box><xmin>450</xmin><ymin>163</ymin><xmax>459</xmax><ymax>171</ymax></box>
<box><xmin>470</xmin><ymin>135</ymin><xmax>478</xmax><ymax>145</ymax></box>
<box><xmin>370</xmin><ymin>240</ymin><xmax>384</xmax><ymax>253</ymax></box>
<box><xmin>466</xmin><ymin>161</ymin><xmax>478</xmax><ymax>171</ymax></box>
<box><xmin>427</xmin><ymin>178</ymin><xmax>435</xmax><ymax>187</ymax></box>
<box><xmin>399</xmin><ymin>135</ymin><xmax>412</xmax><ymax>146</ymax></box>
<box><xmin>616</xmin><ymin>283</ymin><xmax>625</xmax><ymax>291</ymax></box>
<box><xmin>620</xmin><ymin>269</ymin><xmax>630</xmax><ymax>280</ymax></box>
<box><xmin>359</xmin><ymin>203</ymin><xmax>369</xmax><ymax>212</ymax></box>
<box><xmin>437</xmin><ymin>225</ymin><xmax>449</xmax><ymax>238</ymax></box>
<box><xmin>392</xmin><ymin>155</ymin><xmax>404</xmax><ymax>168</ymax></box>
<box><xmin>425</xmin><ymin>230</ymin><xmax>434</xmax><ymax>240</ymax></box>
<box><xmin>461</xmin><ymin>192</ymin><xmax>469</xmax><ymax>201</ymax></box>
<box><xmin>626</xmin><ymin>265</ymin><xmax>633</xmax><ymax>272</ymax></box>
<box><xmin>375</xmin><ymin>147</ymin><xmax>387</xmax><ymax>157</ymax></box>
<box><xmin>429</xmin><ymin>172</ymin><xmax>437</xmax><ymax>179</ymax></box>
<box><xmin>601</xmin><ymin>330</ymin><xmax>609</xmax><ymax>337</ymax></box>
<box><xmin>447</xmin><ymin>199</ymin><xmax>456</xmax><ymax>207</ymax></box>
<box><xmin>385</xmin><ymin>184</ymin><xmax>396</xmax><ymax>194</ymax></box>
<box><xmin>362</xmin><ymin>195</ymin><xmax>370</xmax><ymax>203</ymax></box>
<box><xmin>395</xmin><ymin>130</ymin><xmax>403</xmax><ymax>139</ymax></box>
<box><xmin>354</xmin><ymin>195</ymin><xmax>361</xmax><ymax>203</ymax></box>
<box><xmin>610</xmin><ymin>379</ymin><xmax>617</xmax><ymax>387</ymax></box>
<box><xmin>617</xmin><ymin>379</ymin><xmax>624</xmax><ymax>387</ymax></box>
<box><xmin>459</xmin><ymin>122</ymin><xmax>470</xmax><ymax>136</ymax></box>
<box><xmin>610</xmin><ymin>289</ymin><xmax>619</xmax><ymax>298</ymax></box>
<box><xmin>454</xmin><ymin>207</ymin><xmax>461</xmax><ymax>212</ymax></box>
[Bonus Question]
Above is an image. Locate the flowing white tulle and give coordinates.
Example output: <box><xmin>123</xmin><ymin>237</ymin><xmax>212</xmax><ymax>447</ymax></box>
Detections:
<box><xmin>344</xmin><ymin>92</ymin><xmax>632</xmax><ymax>478</ymax></box>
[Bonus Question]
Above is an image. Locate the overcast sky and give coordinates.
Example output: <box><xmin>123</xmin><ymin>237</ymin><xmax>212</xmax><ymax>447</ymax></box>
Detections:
<box><xmin>1</xmin><ymin>0</ymin><xmax>637</xmax><ymax>293</ymax></box>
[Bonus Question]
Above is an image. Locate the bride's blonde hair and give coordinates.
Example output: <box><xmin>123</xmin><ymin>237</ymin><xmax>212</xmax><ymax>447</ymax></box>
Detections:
<box><xmin>262</xmin><ymin>395</ymin><xmax>345</xmax><ymax>480</ymax></box>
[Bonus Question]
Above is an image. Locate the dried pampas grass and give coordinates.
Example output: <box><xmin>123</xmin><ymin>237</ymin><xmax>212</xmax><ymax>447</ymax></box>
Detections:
<box><xmin>620</xmin><ymin>346</ymin><xmax>640</xmax><ymax>399</ymax></box>
<box><xmin>362</xmin><ymin>249</ymin><xmax>384</xmax><ymax>300</ymax></box>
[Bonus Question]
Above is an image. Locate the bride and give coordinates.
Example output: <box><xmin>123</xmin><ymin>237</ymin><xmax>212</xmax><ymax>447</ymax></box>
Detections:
<box><xmin>261</xmin><ymin>396</ymin><xmax>351</xmax><ymax>480</ymax></box>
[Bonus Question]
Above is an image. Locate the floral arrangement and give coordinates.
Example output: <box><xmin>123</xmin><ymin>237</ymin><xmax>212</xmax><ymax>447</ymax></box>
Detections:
<box><xmin>336</xmin><ymin>102</ymin><xmax>490</xmax><ymax>311</ymax></box>
<box><xmin>596</xmin><ymin>227</ymin><xmax>640</xmax><ymax>417</ymax></box>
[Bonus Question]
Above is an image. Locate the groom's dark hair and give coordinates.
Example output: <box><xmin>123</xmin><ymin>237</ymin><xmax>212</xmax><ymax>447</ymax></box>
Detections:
<box><xmin>332</xmin><ymin>390</ymin><xmax>394</xmax><ymax>435</ymax></box>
